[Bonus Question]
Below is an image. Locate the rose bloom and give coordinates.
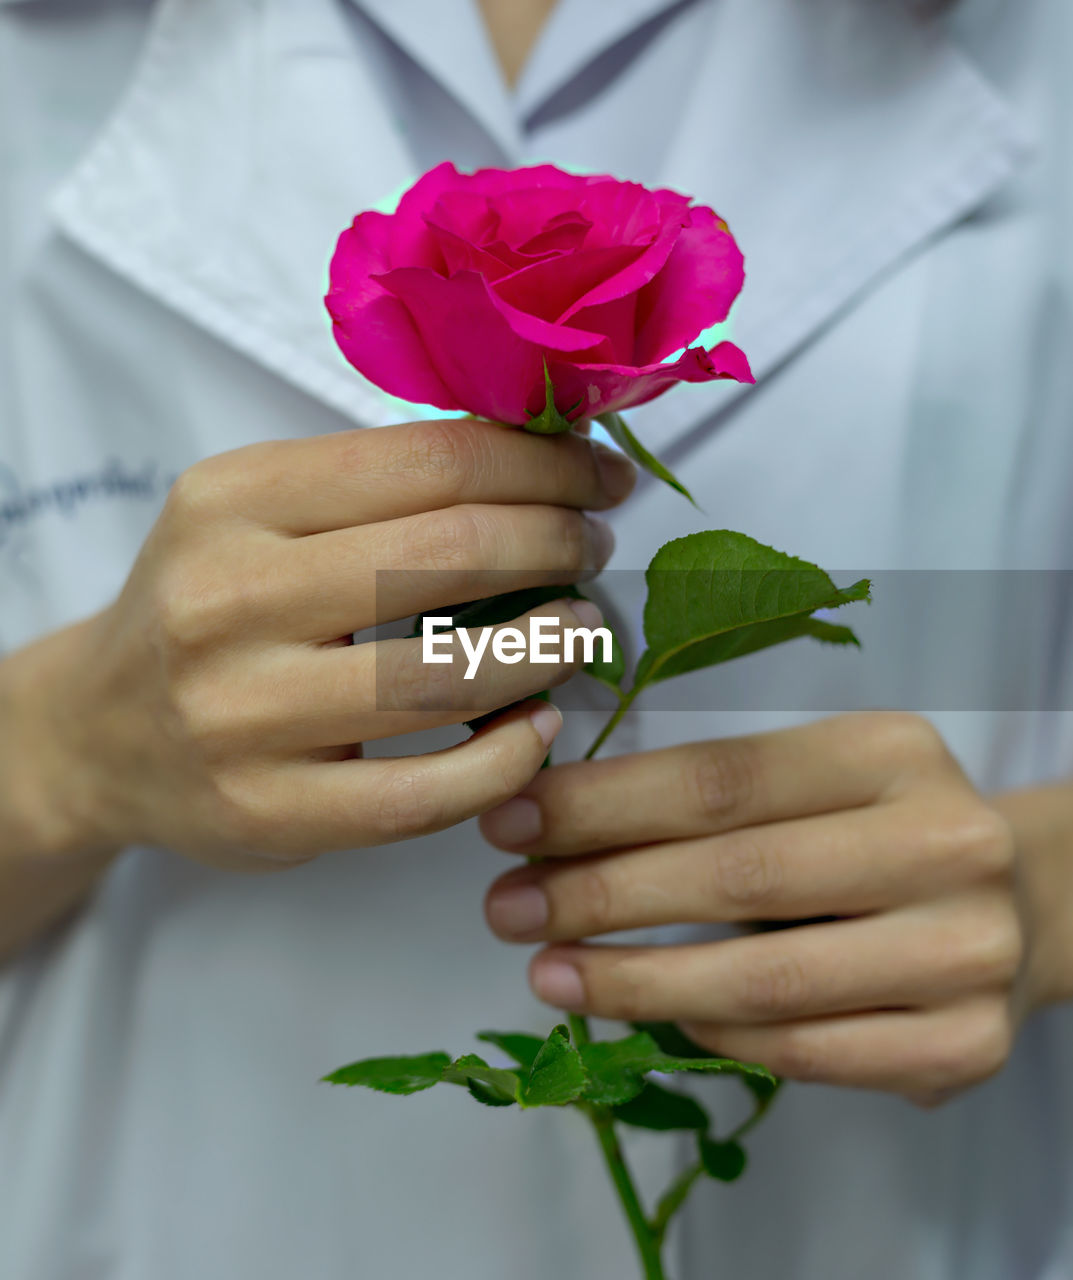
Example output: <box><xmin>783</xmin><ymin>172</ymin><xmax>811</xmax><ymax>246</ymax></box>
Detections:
<box><xmin>326</xmin><ymin>162</ymin><xmax>753</xmax><ymax>425</ymax></box>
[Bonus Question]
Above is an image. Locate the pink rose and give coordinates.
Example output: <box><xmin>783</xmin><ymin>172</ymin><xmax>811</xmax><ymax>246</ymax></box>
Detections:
<box><xmin>325</xmin><ymin>162</ymin><xmax>754</xmax><ymax>425</ymax></box>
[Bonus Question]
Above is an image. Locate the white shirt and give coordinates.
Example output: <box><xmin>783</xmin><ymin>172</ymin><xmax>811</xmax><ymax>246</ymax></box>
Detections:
<box><xmin>1</xmin><ymin>1</ymin><xmax>1072</xmax><ymax>1277</ymax></box>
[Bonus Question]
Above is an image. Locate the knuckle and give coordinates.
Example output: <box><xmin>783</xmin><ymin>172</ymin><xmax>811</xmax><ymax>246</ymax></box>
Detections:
<box><xmin>572</xmin><ymin>865</ymin><xmax>615</xmax><ymax>934</ymax></box>
<box><xmin>552</xmin><ymin>509</ymin><xmax>590</xmax><ymax>574</ymax></box>
<box><xmin>389</xmin><ymin>644</ymin><xmax>461</xmax><ymax>712</ymax></box>
<box><xmin>399</xmin><ymin>420</ymin><xmax>479</xmax><ymax>500</ymax></box>
<box><xmin>959</xmin><ymin>904</ymin><xmax>1026</xmax><ymax>987</ymax></box>
<box><xmin>164</xmin><ymin>458</ymin><xmax>229</xmax><ymax>522</ymax></box>
<box><xmin>153</xmin><ymin>563</ymin><xmax>256</xmax><ymax>652</ymax></box>
<box><xmin>412</xmin><ymin>505</ymin><xmax>487</xmax><ymax>573</ymax></box>
<box><xmin>211</xmin><ymin>769</ymin><xmax>297</xmax><ymax>860</ymax></box>
<box><xmin>866</xmin><ymin>711</ymin><xmax>949</xmax><ymax>768</ymax></box>
<box><xmin>600</xmin><ymin>955</ymin><xmax>649</xmax><ymax>1022</ymax></box>
<box><xmin>477</xmin><ymin>733</ymin><xmax>532</xmax><ymax>800</ymax></box>
<box><xmin>710</xmin><ymin>835</ymin><xmax>784</xmax><ymax>912</ymax></box>
<box><xmin>916</xmin><ymin>1003</ymin><xmax>1013</xmax><ymax>1091</ymax></box>
<box><xmin>948</xmin><ymin>806</ymin><xmax>1016</xmax><ymax>880</ymax></box>
<box><xmin>167</xmin><ymin>669</ymin><xmax>233</xmax><ymax>756</ymax></box>
<box><xmin>373</xmin><ymin>767</ymin><xmax>447</xmax><ymax>841</ymax></box>
<box><xmin>769</xmin><ymin>1028</ymin><xmax>826</xmax><ymax>1083</ymax></box>
<box><xmin>152</xmin><ymin>565</ymin><xmax>217</xmax><ymax>652</ymax></box>
<box><xmin>580</xmin><ymin>436</ymin><xmax>609</xmax><ymax>497</ymax></box>
<box><xmin>737</xmin><ymin>952</ymin><xmax>810</xmax><ymax>1019</ymax></box>
<box><xmin>970</xmin><ymin>1006</ymin><xmax>1015</xmax><ymax>1080</ymax></box>
<box><xmin>688</xmin><ymin>739</ymin><xmax>762</xmax><ymax>827</ymax></box>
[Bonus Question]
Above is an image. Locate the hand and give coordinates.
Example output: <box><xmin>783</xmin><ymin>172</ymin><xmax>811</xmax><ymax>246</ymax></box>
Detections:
<box><xmin>480</xmin><ymin>712</ymin><xmax>1038</xmax><ymax>1105</ymax></box>
<box><xmin>8</xmin><ymin>418</ymin><xmax>634</xmax><ymax>875</ymax></box>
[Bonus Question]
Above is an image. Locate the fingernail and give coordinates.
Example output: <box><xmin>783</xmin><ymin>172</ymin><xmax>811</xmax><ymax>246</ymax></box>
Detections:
<box><xmin>584</xmin><ymin>515</ymin><xmax>615</xmax><ymax>569</ymax></box>
<box><xmin>570</xmin><ymin>598</ymin><xmax>603</xmax><ymax>631</ymax></box>
<box><xmin>592</xmin><ymin>441</ymin><xmax>636</xmax><ymax>501</ymax></box>
<box><xmin>528</xmin><ymin>702</ymin><xmax>562</xmax><ymax>749</ymax></box>
<box><xmin>531</xmin><ymin>956</ymin><xmax>585</xmax><ymax>1010</ymax></box>
<box><xmin>486</xmin><ymin>883</ymin><xmax>549</xmax><ymax>938</ymax></box>
<box><xmin>483</xmin><ymin>795</ymin><xmax>543</xmax><ymax>846</ymax></box>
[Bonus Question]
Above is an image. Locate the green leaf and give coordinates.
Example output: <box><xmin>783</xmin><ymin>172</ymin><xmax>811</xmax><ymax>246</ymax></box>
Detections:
<box><xmin>522</xmin><ymin>1024</ymin><xmax>590</xmax><ymax>1107</ymax></box>
<box><xmin>634</xmin><ymin>531</ymin><xmax>871</xmax><ymax>688</ymax></box>
<box><xmin>465</xmin><ymin>1079</ymin><xmax>520</xmax><ymax>1108</ymax></box>
<box><xmin>800</xmin><ymin>617</ymin><xmax>862</xmax><ymax>647</ymax></box>
<box><xmin>321</xmin><ymin>1052</ymin><xmax>452</xmax><ymax>1095</ymax></box>
<box><xmin>743</xmin><ymin>1073</ymin><xmax>784</xmax><ymax>1107</ymax></box>
<box><xmin>580</xmin><ymin>1031</ymin><xmax>777</xmax><ymax>1107</ymax></box>
<box><xmin>698</xmin><ymin>1136</ymin><xmax>748</xmax><ymax>1183</ymax></box>
<box><xmin>578</xmin><ymin>1034</ymin><xmax>654</xmax><ymax>1105</ymax></box>
<box><xmin>440</xmin><ymin>1053</ymin><xmax>522</xmax><ymax>1106</ymax></box>
<box><xmin>596</xmin><ymin>411</ymin><xmax>695</xmax><ymax>505</ymax></box>
<box><xmin>475</xmin><ymin>1031</ymin><xmax>546</xmax><ymax>1072</ymax></box>
<box><xmin>613</xmin><ymin>1081</ymin><xmax>711</xmax><ymax>1132</ymax></box>
<box><xmin>630</xmin><ymin>1021</ymin><xmax>713</xmax><ymax>1060</ymax></box>
<box><xmin>524</xmin><ymin>359</ymin><xmax>581</xmax><ymax>434</ymax></box>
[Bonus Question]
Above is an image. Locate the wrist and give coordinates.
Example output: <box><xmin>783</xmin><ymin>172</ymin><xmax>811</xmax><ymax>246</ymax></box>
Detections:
<box><xmin>0</xmin><ymin>614</ymin><xmax>121</xmax><ymax>865</ymax></box>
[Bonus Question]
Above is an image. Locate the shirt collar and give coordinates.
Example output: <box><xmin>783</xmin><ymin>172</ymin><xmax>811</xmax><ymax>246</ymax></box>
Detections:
<box><xmin>346</xmin><ymin>0</ymin><xmax>694</xmax><ymax>157</ymax></box>
<box><xmin>514</xmin><ymin>0</ymin><xmax>698</xmax><ymax>121</ymax></box>
<box><xmin>346</xmin><ymin>0</ymin><xmax>521</xmax><ymax>156</ymax></box>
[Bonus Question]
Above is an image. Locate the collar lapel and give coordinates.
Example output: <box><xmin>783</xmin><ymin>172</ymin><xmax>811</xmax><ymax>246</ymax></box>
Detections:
<box><xmin>514</xmin><ymin>0</ymin><xmax>694</xmax><ymax>122</ymax></box>
<box><xmin>625</xmin><ymin>0</ymin><xmax>1032</xmax><ymax>455</ymax></box>
<box><xmin>49</xmin><ymin>0</ymin><xmax>428</xmax><ymax>428</ymax></box>
<box><xmin>349</xmin><ymin>0</ymin><xmax>521</xmax><ymax>157</ymax></box>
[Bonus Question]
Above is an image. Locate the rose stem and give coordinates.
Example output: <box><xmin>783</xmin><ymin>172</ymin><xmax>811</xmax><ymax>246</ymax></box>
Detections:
<box><xmin>583</xmin><ymin>687</ymin><xmax>640</xmax><ymax>761</ymax></box>
<box><xmin>576</xmin><ymin>666</ymin><xmax>668</xmax><ymax>1272</ymax></box>
<box><xmin>568</xmin><ymin>1014</ymin><xmax>667</xmax><ymax>1280</ymax></box>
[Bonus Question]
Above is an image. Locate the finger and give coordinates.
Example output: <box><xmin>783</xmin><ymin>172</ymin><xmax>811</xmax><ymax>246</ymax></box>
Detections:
<box><xmin>206</xmin><ymin>599</ymin><xmax>603</xmax><ymax>753</ymax></box>
<box><xmin>212</xmin><ymin>418</ymin><xmax>636</xmax><ymax>534</ymax></box>
<box><xmin>246</xmin><ymin>700</ymin><xmax>563</xmax><ymax>858</ymax></box>
<box><xmin>275</xmin><ymin>502</ymin><xmax>614</xmax><ymax>637</ymax></box>
<box><xmin>479</xmin><ymin>714</ymin><xmax>961</xmax><ymax>855</ymax></box>
<box><xmin>524</xmin><ymin>896</ymin><xmax>1020</xmax><ymax>1023</ymax></box>
<box><xmin>678</xmin><ymin>996</ymin><xmax>1013</xmax><ymax>1094</ymax></box>
<box><xmin>484</xmin><ymin>798</ymin><xmax>1003</xmax><ymax>939</ymax></box>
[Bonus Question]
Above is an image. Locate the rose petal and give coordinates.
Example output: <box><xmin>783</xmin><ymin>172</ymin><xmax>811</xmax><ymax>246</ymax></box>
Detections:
<box><xmin>385</xmin><ymin>160</ymin><xmax>465</xmax><ymax>270</ymax></box>
<box><xmin>492</xmin><ymin>242</ymin><xmax>650</xmax><ymax>324</ymax></box>
<box><xmin>423</xmin><ymin>216</ymin><xmax>519</xmax><ymax>281</ymax></box>
<box><xmin>574</xmin><ymin>180</ymin><xmax>664</xmax><ymax>250</ymax></box>
<box><xmin>426</xmin><ymin>196</ymin><xmax>593</xmax><ymax>274</ymax></box>
<box><xmin>486</xmin><ymin>180</ymin><xmax>680</xmax><ymax>333</ymax></box>
<box><xmin>559</xmin><ymin>189</ymin><xmax>687</xmax><ymax>318</ymax></box>
<box><xmin>515</xmin><ymin>214</ymin><xmax>593</xmax><ymax>257</ymax></box>
<box><xmin>375</xmin><ymin>267</ymin><xmax>612</xmax><ymax>422</ymax></box>
<box><xmin>326</xmin><ymin>219</ymin><xmax>460</xmax><ymax>409</ymax></box>
<box><xmin>466</xmin><ymin>163</ymin><xmax>607</xmax><ymax>200</ymax></box>
<box><xmin>550</xmin><ymin>340</ymin><xmax>755</xmax><ymax>419</ymax></box>
<box><xmin>633</xmin><ymin>207</ymin><xmax>747</xmax><ymax>363</ymax></box>
<box><xmin>427</xmin><ymin>189</ymin><xmax>500</xmax><ymax>244</ymax></box>
<box><xmin>562</xmin><ymin>294</ymin><xmax>639</xmax><ymax>364</ymax></box>
<box><xmin>484</xmin><ymin>187</ymin><xmax>597</xmax><ymax>252</ymax></box>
